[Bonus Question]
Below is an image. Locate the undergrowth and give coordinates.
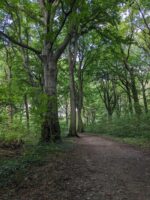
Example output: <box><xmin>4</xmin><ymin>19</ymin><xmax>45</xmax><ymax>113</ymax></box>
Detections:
<box><xmin>85</xmin><ymin>115</ymin><xmax>150</xmax><ymax>148</ymax></box>
<box><xmin>0</xmin><ymin>139</ymin><xmax>73</xmax><ymax>187</ymax></box>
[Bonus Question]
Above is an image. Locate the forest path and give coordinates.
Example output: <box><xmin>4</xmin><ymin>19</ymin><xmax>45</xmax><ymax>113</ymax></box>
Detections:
<box><xmin>1</xmin><ymin>134</ymin><xmax>150</xmax><ymax>200</ymax></box>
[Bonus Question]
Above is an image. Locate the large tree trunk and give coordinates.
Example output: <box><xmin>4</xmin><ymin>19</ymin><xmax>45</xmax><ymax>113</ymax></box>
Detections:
<box><xmin>41</xmin><ymin>57</ymin><xmax>61</xmax><ymax>142</ymax></box>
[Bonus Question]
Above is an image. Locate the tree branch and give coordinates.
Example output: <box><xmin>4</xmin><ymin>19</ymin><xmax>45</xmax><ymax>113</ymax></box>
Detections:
<box><xmin>50</xmin><ymin>0</ymin><xmax>76</xmax><ymax>51</ymax></box>
<box><xmin>0</xmin><ymin>31</ymin><xmax>41</xmax><ymax>56</ymax></box>
<box><xmin>54</xmin><ymin>31</ymin><xmax>73</xmax><ymax>60</ymax></box>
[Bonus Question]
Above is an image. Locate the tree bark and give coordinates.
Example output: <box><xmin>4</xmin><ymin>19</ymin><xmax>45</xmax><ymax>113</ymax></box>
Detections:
<box><xmin>24</xmin><ymin>94</ymin><xmax>30</xmax><ymax>132</ymax></box>
<box><xmin>141</xmin><ymin>81</ymin><xmax>148</xmax><ymax>113</ymax></box>
<box><xmin>68</xmin><ymin>61</ymin><xmax>77</xmax><ymax>136</ymax></box>
<box><xmin>127</xmin><ymin>87</ymin><xmax>133</xmax><ymax>115</ymax></box>
<box><xmin>68</xmin><ymin>41</ymin><xmax>78</xmax><ymax>137</ymax></box>
<box><xmin>130</xmin><ymin>72</ymin><xmax>142</xmax><ymax>116</ymax></box>
<box><xmin>65</xmin><ymin>101</ymin><xmax>69</xmax><ymax>127</ymax></box>
<box><xmin>77</xmin><ymin>64</ymin><xmax>84</xmax><ymax>133</ymax></box>
<box><xmin>41</xmin><ymin>57</ymin><xmax>61</xmax><ymax>142</ymax></box>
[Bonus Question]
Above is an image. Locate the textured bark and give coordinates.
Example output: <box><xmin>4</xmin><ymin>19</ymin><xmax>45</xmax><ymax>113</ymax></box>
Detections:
<box><xmin>39</xmin><ymin>0</ymin><xmax>74</xmax><ymax>142</ymax></box>
<box><xmin>41</xmin><ymin>57</ymin><xmax>61</xmax><ymax>142</ymax></box>
<box><xmin>78</xmin><ymin>107</ymin><xmax>84</xmax><ymax>133</ymax></box>
<box><xmin>68</xmin><ymin>40</ymin><xmax>78</xmax><ymax>137</ymax></box>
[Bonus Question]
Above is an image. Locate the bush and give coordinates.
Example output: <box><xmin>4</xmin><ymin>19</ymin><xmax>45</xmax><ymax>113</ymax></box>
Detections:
<box><xmin>85</xmin><ymin>114</ymin><xmax>150</xmax><ymax>141</ymax></box>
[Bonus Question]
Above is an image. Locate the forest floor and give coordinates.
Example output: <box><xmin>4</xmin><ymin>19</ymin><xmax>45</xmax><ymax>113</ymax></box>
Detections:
<box><xmin>0</xmin><ymin>134</ymin><xmax>150</xmax><ymax>200</ymax></box>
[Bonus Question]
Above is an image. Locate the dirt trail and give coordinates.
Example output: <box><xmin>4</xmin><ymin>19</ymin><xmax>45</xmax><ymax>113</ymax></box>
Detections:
<box><xmin>1</xmin><ymin>134</ymin><xmax>150</xmax><ymax>200</ymax></box>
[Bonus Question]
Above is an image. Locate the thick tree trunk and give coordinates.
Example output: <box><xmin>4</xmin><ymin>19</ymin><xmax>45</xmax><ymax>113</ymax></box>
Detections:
<box><xmin>41</xmin><ymin>57</ymin><xmax>61</xmax><ymax>142</ymax></box>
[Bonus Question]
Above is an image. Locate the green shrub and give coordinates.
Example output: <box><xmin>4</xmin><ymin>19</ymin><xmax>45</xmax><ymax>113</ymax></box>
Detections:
<box><xmin>85</xmin><ymin>114</ymin><xmax>150</xmax><ymax>142</ymax></box>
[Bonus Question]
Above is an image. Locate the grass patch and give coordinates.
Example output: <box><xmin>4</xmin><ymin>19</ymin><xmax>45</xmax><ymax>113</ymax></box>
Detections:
<box><xmin>115</xmin><ymin>137</ymin><xmax>150</xmax><ymax>148</ymax></box>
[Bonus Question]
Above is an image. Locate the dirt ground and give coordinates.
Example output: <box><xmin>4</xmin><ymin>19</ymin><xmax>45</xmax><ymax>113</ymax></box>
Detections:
<box><xmin>0</xmin><ymin>134</ymin><xmax>150</xmax><ymax>200</ymax></box>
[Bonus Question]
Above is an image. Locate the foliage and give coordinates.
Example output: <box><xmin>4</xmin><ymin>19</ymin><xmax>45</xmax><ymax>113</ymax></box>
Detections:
<box><xmin>0</xmin><ymin>0</ymin><xmax>149</xmax><ymax>144</ymax></box>
<box><xmin>85</xmin><ymin>114</ymin><xmax>150</xmax><ymax>147</ymax></box>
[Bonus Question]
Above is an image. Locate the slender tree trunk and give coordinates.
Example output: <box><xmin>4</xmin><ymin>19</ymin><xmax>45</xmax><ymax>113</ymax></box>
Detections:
<box><xmin>130</xmin><ymin>73</ymin><xmax>142</xmax><ymax>116</ymax></box>
<box><xmin>24</xmin><ymin>94</ymin><xmax>30</xmax><ymax>132</ymax></box>
<box><xmin>119</xmin><ymin>77</ymin><xmax>133</xmax><ymax>115</ymax></box>
<box><xmin>123</xmin><ymin>59</ymin><xmax>141</xmax><ymax>116</ymax></box>
<box><xmin>6</xmin><ymin>57</ymin><xmax>14</xmax><ymax>124</ymax></box>
<box><xmin>91</xmin><ymin>111</ymin><xmax>96</xmax><ymax>124</ymax></box>
<box><xmin>68</xmin><ymin>58</ymin><xmax>77</xmax><ymax>136</ymax></box>
<box><xmin>77</xmin><ymin>66</ymin><xmax>84</xmax><ymax>133</ymax></box>
<box><xmin>78</xmin><ymin>107</ymin><xmax>84</xmax><ymax>132</ymax></box>
<box><xmin>116</xmin><ymin>97</ymin><xmax>121</xmax><ymax>118</ymax></box>
<box><xmin>127</xmin><ymin>89</ymin><xmax>133</xmax><ymax>115</ymax></box>
<box><xmin>68</xmin><ymin>39</ymin><xmax>78</xmax><ymax>137</ymax></box>
<box><xmin>86</xmin><ymin>115</ymin><xmax>89</xmax><ymax>126</ymax></box>
<box><xmin>41</xmin><ymin>57</ymin><xmax>61</xmax><ymax>142</ymax></box>
<box><xmin>141</xmin><ymin>81</ymin><xmax>148</xmax><ymax>113</ymax></box>
<box><xmin>107</xmin><ymin>109</ymin><xmax>113</xmax><ymax>121</ymax></box>
<box><xmin>65</xmin><ymin>101</ymin><xmax>69</xmax><ymax>127</ymax></box>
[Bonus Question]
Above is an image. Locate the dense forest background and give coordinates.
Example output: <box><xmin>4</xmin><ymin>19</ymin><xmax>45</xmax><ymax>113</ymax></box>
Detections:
<box><xmin>0</xmin><ymin>0</ymin><xmax>150</xmax><ymax>147</ymax></box>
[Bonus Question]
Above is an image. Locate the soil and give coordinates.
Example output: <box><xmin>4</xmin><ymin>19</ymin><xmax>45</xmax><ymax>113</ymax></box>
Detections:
<box><xmin>0</xmin><ymin>134</ymin><xmax>150</xmax><ymax>200</ymax></box>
